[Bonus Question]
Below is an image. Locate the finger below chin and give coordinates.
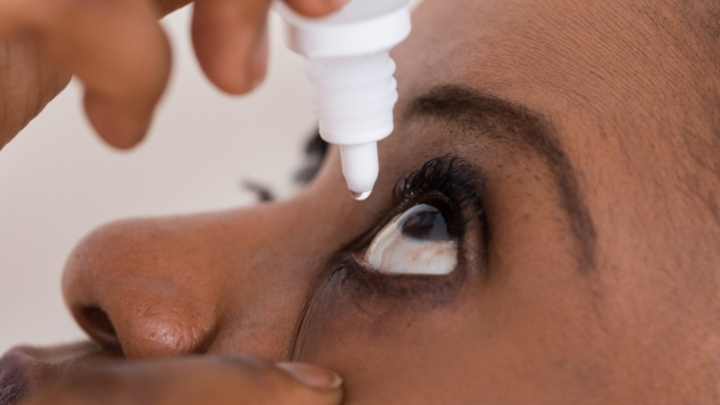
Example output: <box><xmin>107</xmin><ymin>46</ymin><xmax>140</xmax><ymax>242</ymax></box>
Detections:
<box><xmin>0</xmin><ymin>342</ymin><xmax>121</xmax><ymax>405</ymax></box>
<box><xmin>21</xmin><ymin>355</ymin><xmax>343</xmax><ymax>405</ymax></box>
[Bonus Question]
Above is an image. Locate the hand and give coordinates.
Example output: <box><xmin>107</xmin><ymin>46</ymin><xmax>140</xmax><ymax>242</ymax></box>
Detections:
<box><xmin>0</xmin><ymin>0</ymin><xmax>346</xmax><ymax>151</ymax></box>
<box><xmin>23</xmin><ymin>354</ymin><xmax>343</xmax><ymax>405</ymax></box>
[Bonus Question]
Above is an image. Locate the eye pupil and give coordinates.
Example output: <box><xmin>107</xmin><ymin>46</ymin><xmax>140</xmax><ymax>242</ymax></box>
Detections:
<box><xmin>400</xmin><ymin>205</ymin><xmax>449</xmax><ymax>241</ymax></box>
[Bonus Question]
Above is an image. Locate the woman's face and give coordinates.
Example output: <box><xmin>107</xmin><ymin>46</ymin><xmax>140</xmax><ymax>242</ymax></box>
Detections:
<box><xmin>3</xmin><ymin>0</ymin><xmax>720</xmax><ymax>403</ymax></box>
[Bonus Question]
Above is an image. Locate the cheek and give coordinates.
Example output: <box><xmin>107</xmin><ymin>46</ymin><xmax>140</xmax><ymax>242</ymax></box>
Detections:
<box><xmin>291</xmin><ymin>265</ymin><xmax>613</xmax><ymax>405</ymax></box>
<box><xmin>291</xmin><ymin>272</ymin><xmax>515</xmax><ymax>404</ymax></box>
<box><xmin>292</xmin><ymin>280</ymin><xmax>471</xmax><ymax>403</ymax></box>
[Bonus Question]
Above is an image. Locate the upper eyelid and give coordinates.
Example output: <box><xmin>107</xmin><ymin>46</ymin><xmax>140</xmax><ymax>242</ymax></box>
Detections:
<box><xmin>343</xmin><ymin>190</ymin><xmax>449</xmax><ymax>254</ymax></box>
<box><xmin>392</xmin><ymin>155</ymin><xmax>485</xmax><ymax>204</ymax></box>
<box><xmin>395</xmin><ymin>155</ymin><xmax>487</xmax><ymax>238</ymax></box>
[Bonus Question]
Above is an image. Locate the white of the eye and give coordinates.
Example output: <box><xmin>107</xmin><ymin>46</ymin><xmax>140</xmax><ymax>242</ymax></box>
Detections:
<box><xmin>363</xmin><ymin>205</ymin><xmax>458</xmax><ymax>275</ymax></box>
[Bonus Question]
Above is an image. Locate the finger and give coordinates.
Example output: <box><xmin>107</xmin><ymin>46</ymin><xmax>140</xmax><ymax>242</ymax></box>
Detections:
<box><xmin>191</xmin><ymin>0</ymin><xmax>270</xmax><ymax>94</ymax></box>
<box><xmin>0</xmin><ymin>0</ymin><xmax>171</xmax><ymax>149</ymax></box>
<box><xmin>283</xmin><ymin>0</ymin><xmax>349</xmax><ymax>18</ymax></box>
<box><xmin>0</xmin><ymin>34</ymin><xmax>72</xmax><ymax>151</ymax></box>
<box><xmin>23</xmin><ymin>355</ymin><xmax>343</xmax><ymax>405</ymax></box>
<box><xmin>190</xmin><ymin>0</ymin><xmax>349</xmax><ymax>96</ymax></box>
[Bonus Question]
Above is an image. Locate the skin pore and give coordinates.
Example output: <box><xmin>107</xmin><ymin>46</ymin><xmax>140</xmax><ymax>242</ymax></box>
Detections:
<box><xmin>3</xmin><ymin>0</ymin><xmax>720</xmax><ymax>404</ymax></box>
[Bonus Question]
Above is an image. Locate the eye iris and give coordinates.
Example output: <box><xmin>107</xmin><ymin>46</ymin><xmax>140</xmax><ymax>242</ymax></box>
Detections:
<box><xmin>400</xmin><ymin>207</ymin><xmax>448</xmax><ymax>241</ymax></box>
<box><xmin>363</xmin><ymin>203</ymin><xmax>458</xmax><ymax>275</ymax></box>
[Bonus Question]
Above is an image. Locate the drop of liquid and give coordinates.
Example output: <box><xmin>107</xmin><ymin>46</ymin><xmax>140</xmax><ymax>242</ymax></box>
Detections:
<box><xmin>350</xmin><ymin>190</ymin><xmax>372</xmax><ymax>201</ymax></box>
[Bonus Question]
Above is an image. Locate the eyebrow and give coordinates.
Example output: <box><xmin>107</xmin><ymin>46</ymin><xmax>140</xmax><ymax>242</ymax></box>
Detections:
<box><xmin>405</xmin><ymin>85</ymin><xmax>597</xmax><ymax>271</ymax></box>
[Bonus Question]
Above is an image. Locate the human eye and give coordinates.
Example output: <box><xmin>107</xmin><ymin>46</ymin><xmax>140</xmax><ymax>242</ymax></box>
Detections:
<box><xmin>364</xmin><ymin>202</ymin><xmax>458</xmax><ymax>275</ymax></box>
<box><xmin>352</xmin><ymin>155</ymin><xmax>487</xmax><ymax>278</ymax></box>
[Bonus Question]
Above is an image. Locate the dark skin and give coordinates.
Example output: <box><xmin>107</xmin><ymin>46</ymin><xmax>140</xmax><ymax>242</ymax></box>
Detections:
<box><xmin>3</xmin><ymin>0</ymin><xmax>720</xmax><ymax>404</ymax></box>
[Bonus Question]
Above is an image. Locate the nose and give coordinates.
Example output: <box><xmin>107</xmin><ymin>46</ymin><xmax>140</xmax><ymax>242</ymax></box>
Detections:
<box><xmin>62</xmin><ymin>199</ymin><xmax>345</xmax><ymax>360</ymax></box>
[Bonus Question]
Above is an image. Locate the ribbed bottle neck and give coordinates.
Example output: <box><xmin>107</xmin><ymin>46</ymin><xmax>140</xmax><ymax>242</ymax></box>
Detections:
<box><xmin>306</xmin><ymin>51</ymin><xmax>398</xmax><ymax>146</ymax></box>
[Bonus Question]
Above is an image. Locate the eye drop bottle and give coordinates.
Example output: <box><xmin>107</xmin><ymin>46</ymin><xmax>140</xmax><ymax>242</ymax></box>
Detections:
<box><xmin>275</xmin><ymin>0</ymin><xmax>412</xmax><ymax>200</ymax></box>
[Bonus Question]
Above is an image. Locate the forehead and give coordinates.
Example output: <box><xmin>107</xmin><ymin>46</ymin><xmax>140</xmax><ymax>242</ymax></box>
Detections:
<box><xmin>397</xmin><ymin>0</ymin><xmax>707</xmax><ymax>114</ymax></box>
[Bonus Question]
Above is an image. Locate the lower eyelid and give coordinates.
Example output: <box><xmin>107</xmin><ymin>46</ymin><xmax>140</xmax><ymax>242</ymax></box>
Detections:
<box><xmin>327</xmin><ymin>253</ymin><xmax>469</xmax><ymax>306</ymax></box>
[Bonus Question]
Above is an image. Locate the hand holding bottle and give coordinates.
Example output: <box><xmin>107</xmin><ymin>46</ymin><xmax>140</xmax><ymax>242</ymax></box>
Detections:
<box><xmin>0</xmin><ymin>0</ymin><xmax>347</xmax><ymax>151</ymax></box>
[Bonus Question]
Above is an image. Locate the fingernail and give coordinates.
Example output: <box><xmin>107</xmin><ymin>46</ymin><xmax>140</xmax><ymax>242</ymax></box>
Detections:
<box><xmin>276</xmin><ymin>362</ymin><xmax>342</xmax><ymax>390</ymax></box>
<box><xmin>248</xmin><ymin>26</ymin><xmax>269</xmax><ymax>90</ymax></box>
<box><xmin>328</xmin><ymin>0</ymin><xmax>350</xmax><ymax>8</ymax></box>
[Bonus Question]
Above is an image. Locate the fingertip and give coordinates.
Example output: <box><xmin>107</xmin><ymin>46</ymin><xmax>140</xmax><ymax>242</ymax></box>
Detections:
<box><xmin>196</xmin><ymin>48</ymin><xmax>258</xmax><ymax>95</ymax></box>
<box><xmin>219</xmin><ymin>24</ymin><xmax>268</xmax><ymax>94</ymax></box>
<box><xmin>283</xmin><ymin>0</ymin><xmax>349</xmax><ymax>18</ymax></box>
<box><xmin>84</xmin><ymin>93</ymin><xmax>151</xmax><ymax>149</ymax></box>
<box><xmin>191</xmin><ymin>1</ymin><xmax>269</xmax><ymax>95</ymax></box>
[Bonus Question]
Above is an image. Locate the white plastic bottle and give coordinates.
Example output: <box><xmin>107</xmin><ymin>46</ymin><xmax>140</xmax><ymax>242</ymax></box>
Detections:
<box><xmin>275</xmin><ymin>0</ymin><xmax>412</xmax><ymax>200</ymax></box>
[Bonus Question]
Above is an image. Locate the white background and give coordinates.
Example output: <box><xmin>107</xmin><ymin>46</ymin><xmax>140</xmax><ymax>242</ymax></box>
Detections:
<box><xmin>0</xmin><ymin>7</ymin><xmax>316</xmax><ymax>353</ymax></box>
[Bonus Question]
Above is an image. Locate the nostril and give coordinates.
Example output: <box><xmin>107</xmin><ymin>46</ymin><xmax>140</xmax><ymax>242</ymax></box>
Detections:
<box><xmin>80</xmin><ymin>307</ymin><xmax>120</xmax><ymax>350</ymax></box>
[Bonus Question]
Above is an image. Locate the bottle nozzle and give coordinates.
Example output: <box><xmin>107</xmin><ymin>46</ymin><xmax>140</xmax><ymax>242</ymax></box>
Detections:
<box><xmin>350</xmin><ymin>190</ymin><xmax>372</xmax><ymax>201</ymax></box>
<box><xmin>340</xmin><ymin>142</ymin><xmax>378</xmax><ymax>200</ymax></box>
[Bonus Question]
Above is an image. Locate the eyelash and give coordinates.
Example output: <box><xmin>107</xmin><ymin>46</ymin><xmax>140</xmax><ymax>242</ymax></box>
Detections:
<box><xmin>392</xmin><ymin>155</ymin><xmax>487</xmax><ymax>238</ymax></box>
<box><xmin>327</xmin><ymin>155</ymin><xmax>488</xmax><ymax>302</ymax></box>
